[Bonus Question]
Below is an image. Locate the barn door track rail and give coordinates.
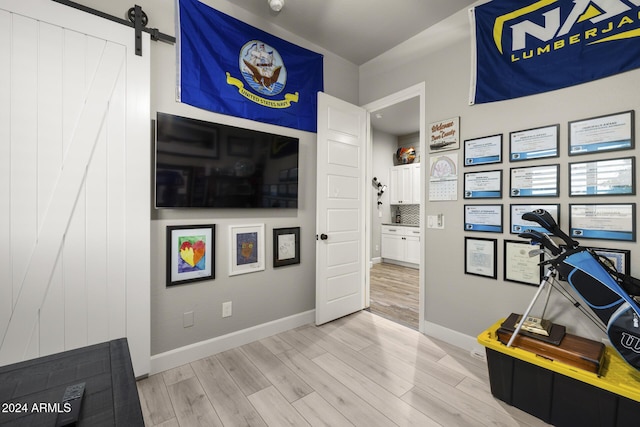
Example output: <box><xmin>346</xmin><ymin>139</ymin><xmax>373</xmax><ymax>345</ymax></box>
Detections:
<box><xmin>52</xmin><ymin>0</ymin><xmax>175</xmax><ymax>56</ymax></box>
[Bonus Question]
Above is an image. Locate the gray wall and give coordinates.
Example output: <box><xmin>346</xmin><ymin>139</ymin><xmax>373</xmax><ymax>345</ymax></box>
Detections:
<box><xmin>370</xmin><ymin>129</ymin><xmax>397</xmax><ymax>260</ymax></box>
<box><xmin>360</xmin><ymin>5</ymin><xmax>640</xmax><ymax>341</ymax></box>
<box><xmin>73</xmin><ymin>0</ymin><xmax>358</xmax><ymax>355</ymax></box>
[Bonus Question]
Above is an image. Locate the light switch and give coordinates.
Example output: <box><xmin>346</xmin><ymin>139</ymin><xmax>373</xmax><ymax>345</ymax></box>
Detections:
<box><xmin>222</xmin><ymin>301</ymin><xmax>232</xmax><ymax>318</ymax></box>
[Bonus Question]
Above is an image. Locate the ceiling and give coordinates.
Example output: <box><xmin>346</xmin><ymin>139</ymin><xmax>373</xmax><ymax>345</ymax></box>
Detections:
<box><xmin>233</xmin><ymin>0</ymin><xmax>475</xmax><ymax>66</ymax></box>
<box><xmin>371</xmin><ymin>97</ymin><xmax>421</xmax><ymax>137</ymax></box>
<box><xmin>232</xmin><ymin>0</ymin><xmax>475</xmax><ymax>136</ymax></box>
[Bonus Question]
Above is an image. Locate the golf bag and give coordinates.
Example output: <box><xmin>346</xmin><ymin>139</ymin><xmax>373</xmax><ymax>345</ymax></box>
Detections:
<box><xmin>519</xmin><ymin>209</ymin><xmax>640</xmax><ymax>370</ymax></box>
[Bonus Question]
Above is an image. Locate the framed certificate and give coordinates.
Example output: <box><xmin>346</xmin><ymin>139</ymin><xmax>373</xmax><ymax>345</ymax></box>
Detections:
<box><xmin>464</xmin><ymin>204</ymin><xmax>503</xmax><ymax>233</ymax></box>
<box><xmin>569</xmin><ymin>110</ymin><xmax>634</xmax><ymax>156</ymax></box>
<box><xmin>504</xmin><ymin>240</ymin><xmax>543</xmax><ymax>286</ymax></box>
<box><xmin>464</xmin><ymin>237</ymin><xmax>497</xmax><ymax>279</ymax></box>
<box><xmin>510</xmin><ymin>164</ymin><xmax>559</xmax><ymax>197</ymax></box>
<box><xmin>588</xmin><ymin>247</ymin><xmax>630</xmax><ymax>275</ymax></box>
<box><xmin>464</xmin><ymin>170</ymin><xmax>502</xmax><ymax>199</ymax></box>
<box><xmin>569</xmin><ymin>157</ymin><xmax>635</xmax><ymax>196</ymax></box>
<box><xmin>509</xmin><ymin>124</ymin><xmax>559</xmax><ymax>161</ymax></box>
<box><xmin>510</xmin><ymin>204</ymin><xmax>560</xmax><ymax>234</ymax></box>
<box><xmin>464</xmin><ymin>134</ymin><xmax>502</xmax><ymax>166</ymax></box>
<box><xmin>569</xmin><ymin>203</ymin><xmax>636</xmax><ymax>242</ymax></box>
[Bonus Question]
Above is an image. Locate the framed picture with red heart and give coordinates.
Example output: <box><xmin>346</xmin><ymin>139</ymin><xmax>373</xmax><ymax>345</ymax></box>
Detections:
<box><xmin>166</xmin><ymin>224</ymin><xmax>215</xmax><ymax>286</ymax></box>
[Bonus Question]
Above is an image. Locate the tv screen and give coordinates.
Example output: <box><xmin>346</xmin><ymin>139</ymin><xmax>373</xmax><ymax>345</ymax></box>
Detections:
<box><xmin>155</xmin><ymin>112</ymin><xmax>299</xmax><ymax>208</ymax></box>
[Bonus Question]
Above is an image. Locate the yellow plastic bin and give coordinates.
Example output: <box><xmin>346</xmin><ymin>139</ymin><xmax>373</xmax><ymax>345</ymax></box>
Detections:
<box><xmin>478</xmin><ymin>319</ymin><xmax>640</xmax><ymax>427</ymax></box>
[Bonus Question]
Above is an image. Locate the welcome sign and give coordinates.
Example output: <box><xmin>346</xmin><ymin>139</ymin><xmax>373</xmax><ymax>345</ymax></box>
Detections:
<box><xmin>470</xmin><ymin>0</ymin><xmax>640</xmax><ymax>104</ymax></box>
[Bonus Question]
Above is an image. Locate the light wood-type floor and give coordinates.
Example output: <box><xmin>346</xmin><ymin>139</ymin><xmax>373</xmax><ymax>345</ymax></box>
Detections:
<box><xmin>137</xmin><ymin>310</ymin><xmax>551</xmax><ymax>427</ymax></box>
<box><xmin>369</xmin><ymin>262</ymin><xmax>419</xmax><ymax>330</ymax></box>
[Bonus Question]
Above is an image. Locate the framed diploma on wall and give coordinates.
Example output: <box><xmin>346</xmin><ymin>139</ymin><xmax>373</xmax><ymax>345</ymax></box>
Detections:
<box><xmin>464</xmin><ymin>237</ymin><xmax>497</xmax><ymax>279</ymax></box>
<box><xmin>588</xmin><ymin>247</ymin><xmax>630</xmax><ymax>275</ymax></box>
<box><xmin>504</xmin><ymin>240</ymin><xmax>543</xmax><ymax>286</ymax></box>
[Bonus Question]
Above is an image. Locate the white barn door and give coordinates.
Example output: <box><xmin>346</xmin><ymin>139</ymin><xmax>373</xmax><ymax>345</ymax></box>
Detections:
<box><xmin>0</xmin><ymin>0</ymin><xmax>150</xmax><ymax>376</ymax></box>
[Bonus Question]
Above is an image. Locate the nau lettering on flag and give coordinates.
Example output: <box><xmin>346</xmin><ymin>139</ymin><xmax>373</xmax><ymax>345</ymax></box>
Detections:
<box><xmin>470</xmin><ymin>0</ymin><xmax>640</xmax><ymax>104</ymax></box>
<box><xmin>177</xmin><ymin>0</ymin><xmax>324</xmax><ymax>132</ymax></box>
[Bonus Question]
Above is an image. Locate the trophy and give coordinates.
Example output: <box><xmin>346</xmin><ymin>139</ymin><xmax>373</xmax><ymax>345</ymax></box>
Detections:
<box><xmin>515</xmin><ymin>314</ymin><xmax>552</xmax><ymax>336</ymax></box>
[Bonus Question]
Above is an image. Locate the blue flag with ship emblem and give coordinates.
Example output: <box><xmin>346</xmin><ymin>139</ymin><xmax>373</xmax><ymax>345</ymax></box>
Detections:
<box><xmin>177</xmin><ymin>0</ymin><xmax>323</xmax><ymax>132</ymax></box>
<box><xmin>470</xmin><ymin>0</ymin><xmax>640</xmax><ymax>104</ymax></box>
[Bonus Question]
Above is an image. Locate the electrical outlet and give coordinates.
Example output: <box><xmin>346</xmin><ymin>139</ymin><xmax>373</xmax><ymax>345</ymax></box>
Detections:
<box><xmin>470</xmin><ymin>346</ymin><xmax>486</xmax><ymax>362</ymax></box>
<box><xmin>222</xmin><ymin>301</ymin><xmax>232</xmax><ymax>318</ymax></box>
<box><xmin>183</xmin><ymin>311</ymin><xmax>194</xmax><ymax>328</ymax></box>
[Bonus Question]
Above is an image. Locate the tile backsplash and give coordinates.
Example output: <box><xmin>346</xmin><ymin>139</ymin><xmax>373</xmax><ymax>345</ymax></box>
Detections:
<box><xmin>390</xmin><ymin>204</ymin><xmax>419</xmax><ymax>225</ymax></box>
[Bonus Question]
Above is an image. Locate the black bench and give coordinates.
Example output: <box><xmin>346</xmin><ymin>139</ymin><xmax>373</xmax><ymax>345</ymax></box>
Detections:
<box><xmin>0</xmin><ymin>338</ymin><xmax>143</xmax><ymax>426</ymax></box>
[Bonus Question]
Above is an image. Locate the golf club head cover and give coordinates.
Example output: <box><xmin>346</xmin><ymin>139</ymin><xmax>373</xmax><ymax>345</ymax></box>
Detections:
<box><xmin>518</xmin><ymin>229</ymin><xmax>561</xmax><ymax>256</ymax></box>
<box><xmin>522</xmin><ymin>209</ymin><xmax>579</xmax><ymax>249</ymax></box>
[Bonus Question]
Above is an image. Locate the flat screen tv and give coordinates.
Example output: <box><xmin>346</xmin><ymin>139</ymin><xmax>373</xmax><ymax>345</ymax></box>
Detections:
<box><xmin>155</xmin><ymin>112</ymin><xmax>299</xmax><ymax>208</ymax></box>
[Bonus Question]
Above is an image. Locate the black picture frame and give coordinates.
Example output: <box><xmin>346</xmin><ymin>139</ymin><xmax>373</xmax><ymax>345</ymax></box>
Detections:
<box><xmin>569</xmin><ymin>110</ymin><xmax>635</xmax><ymax>156</ymax></box>
<box><xmin>509</xmin><ymin>124</ymin><xmax>559</xmax><ymax>162</ymax></box>
<box><xmin>569</xmin><ymin>203</ymin><xmax>636</xmax><ymax>242</ymax></box>
<box><xmin>166</xmin><ymin>224</ymin><xmax>215</xmax><ymax>286</ymax></box>
<box><xmin>504</xmin><ymin>239</ymin><xmax>543</xmax><ymax>286</ymax></box>
<box><xmin>463</xmin><ymin>169</ymin><xmax>502</xmax><ymax>199</ymax></box>
<box><xmin>464</xmin><ymin>237</ymin><xmax>497</xmax><ymax>279</ymax></box>
<box><xmin>510</xmin><ymin>164</ymin><xmax>559</xmax><ymax>198</ymax></box>
<box><xmin>588</xmin><ymin>247</ymin><xmax>631</xmax><ymax>275</ymax></box>
<box><xmin>568</xmin><ymin>156</ymin><xmax>635</xmax><ymax>197</ymax></box>
<box><xmin>509</xmin><ymin>203</ymin><xmax>560</xmax><ymax>235</ymax></box>
<box><xmin>464</xmin><ymin>204</ymin><xmax>503</xmax><ymax>233</ymax></box>
<box><xmin>273</xmin><ymin>227</ymin><xmax>301</xmax><ymax>267</ymax></box>
<box><xmin>463</xmin><ymin>134</ymin><xmax>503</xmax><ymax>167</ymax></box>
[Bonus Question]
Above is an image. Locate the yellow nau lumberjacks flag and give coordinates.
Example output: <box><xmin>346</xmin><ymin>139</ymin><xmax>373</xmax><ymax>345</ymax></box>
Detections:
<box><xmin>470</xmin><ymin>0</ymin><xmax>640</xmax><ymax>104</ymax></box>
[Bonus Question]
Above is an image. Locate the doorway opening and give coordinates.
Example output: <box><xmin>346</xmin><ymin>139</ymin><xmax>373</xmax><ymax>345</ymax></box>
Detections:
<box><xmin>364</xmin><ymin>84</ymin><xmax>425</xmax><ymax>332</ymax></box>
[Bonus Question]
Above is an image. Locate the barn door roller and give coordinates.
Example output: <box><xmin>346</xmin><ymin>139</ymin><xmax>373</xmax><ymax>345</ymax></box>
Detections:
<box><xmin>52</xmin><ymin>0</ymin><xmax>175</xmax><ymax>56</ymax></box>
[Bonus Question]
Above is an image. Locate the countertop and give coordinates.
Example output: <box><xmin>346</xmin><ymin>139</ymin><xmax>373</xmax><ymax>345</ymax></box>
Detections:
<box><xmin>382</xmin><ymin>223</ymin><xmax>419</xmax><ymax>227</ymax></box>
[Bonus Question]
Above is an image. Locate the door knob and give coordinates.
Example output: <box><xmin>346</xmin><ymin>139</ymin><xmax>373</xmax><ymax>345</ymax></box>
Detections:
<box><xmin>320</xmin><ymin>233</ymin><xmax>328</xmax><ymax>240</ymax></box>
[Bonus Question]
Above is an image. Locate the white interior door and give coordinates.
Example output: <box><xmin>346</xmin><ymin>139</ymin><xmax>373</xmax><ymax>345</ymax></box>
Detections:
<box><xmin>316</xmin><ymin>92</ymin><xmax>367</xmax><ymax>325</ymax></box>
<box><xmin>0</xmin><ymin>0</ymin><xmax>150</xmax><ymax>376</ymax></box>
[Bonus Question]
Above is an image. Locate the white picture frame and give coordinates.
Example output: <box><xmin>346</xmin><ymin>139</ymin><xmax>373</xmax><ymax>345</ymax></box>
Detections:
<box><xmin>229</xmin><ymin>224</ymin><xmax>265</xmax><ymax>276</ymax></box>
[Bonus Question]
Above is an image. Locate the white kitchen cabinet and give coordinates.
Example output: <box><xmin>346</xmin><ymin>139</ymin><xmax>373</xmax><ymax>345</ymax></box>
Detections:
<box><xmin>405</xmin><ymin>235</ymin><xmax>420</xmax><ymax>264</ymax></box>
<box><xmin>381</xmin><ymin>232</ymin><xmax>404</xmax><ymax>260</ymax></box>
<box><xmin>381</xmin><ymin>225</ymin><xmax>421</xmax><ymax>266</ymax></box>
<box><xmin>389</xmin><ymin>164</ymin><xmax>420</xmax><ymax>204</ymax></box>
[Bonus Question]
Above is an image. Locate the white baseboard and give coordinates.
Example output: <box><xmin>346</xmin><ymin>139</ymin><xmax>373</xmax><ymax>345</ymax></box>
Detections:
<box><xmin>423</xmin><ymin>320</ymin><xmax>484</xmax><ymax>356</ymax></box>
<box><xmin>381</xmin><ymin>258</ymin><xmax>418</xmax><ymax>269</ymax></box>
<box><xmin>150</xmin><ymin>310</ymin><xmax>315</xmax><ymax>375</ymax></box>
<box><xmin>371</xmin><ymin>257</ymin><xmax>382</xmax><ymax>264</ymax></box>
